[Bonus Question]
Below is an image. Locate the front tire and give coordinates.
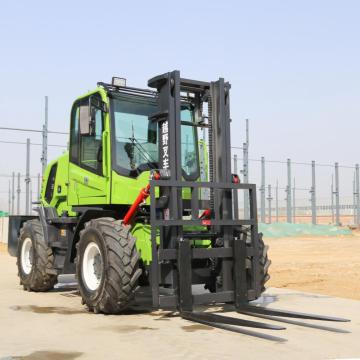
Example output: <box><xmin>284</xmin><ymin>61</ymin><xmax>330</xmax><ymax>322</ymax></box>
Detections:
<box><xmin>258</xmin><ymin>233</ymin><xmax>271</xmax><ymax>293</ymax></box>
<box><xmin>246</xmin><ymin>232</ymin><xmax>271</xmax><ymax>300</ymax></box>
<box><xmin>17</xmin><ymin>219</ymin><xmax>57</xmax><ymax>291</ymax></box>
<box><xmin>76</xmin><ymin>218</ymin><xmax>141</xmax><ymax>314</ymax></box>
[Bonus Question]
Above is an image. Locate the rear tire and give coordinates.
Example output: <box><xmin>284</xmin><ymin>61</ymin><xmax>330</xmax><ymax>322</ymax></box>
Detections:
<box><xmin>17</xmin><ymin>219</ymin><xmax>57</xmax><ymax>292</ymax></box>
<box><xmin>76</xmin><ymin>218</ymin><xmax>141</xmax><ymax>314</ymax></box>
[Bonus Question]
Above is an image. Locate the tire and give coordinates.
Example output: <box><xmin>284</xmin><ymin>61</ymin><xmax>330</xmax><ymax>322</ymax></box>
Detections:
<box><xmin>76</xmin><ymin>218</ymin><xmax>142</xmax><ymax>314</ymax></box>
<box><xmin>205</xmin><ymin>233</ymin><xmax>271</xmax><ymax>296</ymax></box>
<box><xmin>245</xmin><ymin>232</ymin><xmax>271</xmax><ymax>300</ymax></box>
<box><xmin>258</xmin><ymin>233</ymin><xmax>271</xmax><ymax>293</ymax></box>
<box><xmin>17</xmin><ymin>219</ymin><xmax>57</xmax><ymax>292</ymax></box>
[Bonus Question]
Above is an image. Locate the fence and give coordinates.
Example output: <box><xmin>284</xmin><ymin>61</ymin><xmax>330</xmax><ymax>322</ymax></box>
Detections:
<box><xmin>2</xmin><ymin>172</ymin><xmax>42</xmax><ymax>216</ymax></box>
<box><xmin>231</xmin><ymin>152</ymin><xmax>360</xmax><ymax>226</ymax></box>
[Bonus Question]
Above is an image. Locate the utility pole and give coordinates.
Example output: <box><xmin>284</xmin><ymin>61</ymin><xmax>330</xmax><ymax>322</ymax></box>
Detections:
<box><xmin>335</xmin><ymin>162</ymin><xmax>340</xmax><ymax>226</ymax></box>
<box><xmin>233</xmin><ymin>154</ymin><xmax>238</xmax><ymax>174</ymax></box>
<box><xmin>286</xmin><ymin>159</ymin><xmax>292</xmax><ymax>223</ymax></box>
<box><xmin>267</xmin><ymin>184</ymin><xmax>273</xmax><ymax>224</ymax></box>
<box><xmin>353</xmin><ymin>173</ymin><xmax>356</xmax><ymax>225</ymax></box>
<box><xmin>29</xmin><ymin>181</ymin><xmax>32</xmax><ymax>214</ymax></box>
<box><xmin>37</xmin><ymin>173</ymin><xmax>41</xmax><ymax>200</ymax></box>
<box><xmin>233</xmin><ymin>154</ymin><xmax>238</xmax><ymax>218</ymax></box>
<box><xmin>356</xmin><ymin>164</ymin><xmax>360</xmax><ymax>226</ymax></box>
<box><xmin>293</xmin><ymin>178</ymin><xmax>296</xmax><ymax>223</ymax></box>
<box><xmin>11</xmin><ymin>172</ymin><xmax>15</xmax><ymax>215</ymax></box>
<box><xmin>41</xmin><ymin>96</ymin><xmax>48</xmax><ymax>176</ymax></box>
<box><xmin>243</xmin><ymin>119</ymin><xmax>249</xmax><ymax>218</ymax></box>
<box><xmin>260</xmin><ymin>156</ymin><xmax>265</xmax><ymax>223</ymax></box>
<box><xmin>17</xmin><ymin>173</ymin><xmax>21</xmax><ymax>215</ymax></box>
<box><xmin>331</xmin><ymin>175</ymin><xmax>335</xmax><ymax>224</ymax></box>
<box><xmin>311</xmin><ymin>160</ymin><xmax>317</xmax><ymax>225</ymax></box>
<box><xmin>8</xmin><ymin>180</ymin><xmax>11</xmax><ymax>215</ymax></box>
<box><xmin>276</xmin><ymin>180</ymin><xmax>279</xmax><ymax>222</ymax></box>
<box><xmin>25</xmin><ymin>138</ymin><xmax>30</xmax><ymax>215</ymax></box>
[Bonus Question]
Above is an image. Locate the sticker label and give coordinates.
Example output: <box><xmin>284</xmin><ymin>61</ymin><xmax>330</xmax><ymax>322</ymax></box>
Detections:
<box><xmin>161</xmin><ymin>120</ymin><xmax>169</xmax><ymax>170</ymax></box>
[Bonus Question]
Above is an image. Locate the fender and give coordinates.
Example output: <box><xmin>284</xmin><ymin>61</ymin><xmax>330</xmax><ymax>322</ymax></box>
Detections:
<box><xmin>7</xmin><ymin>215</ymin><xmax>37</xmax><ymax>256</ymax></box>
<box><xmin>69</xmin><ymin>207</ymin><xmax>120</xmax><ymax>263</ymax></box>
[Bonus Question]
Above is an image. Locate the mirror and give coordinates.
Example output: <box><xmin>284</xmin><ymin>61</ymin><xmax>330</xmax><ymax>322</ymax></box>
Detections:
<box><xmin>79</xmin><ymin>95</ymin><xmax>105</xmax><ymax>136</ymax></box>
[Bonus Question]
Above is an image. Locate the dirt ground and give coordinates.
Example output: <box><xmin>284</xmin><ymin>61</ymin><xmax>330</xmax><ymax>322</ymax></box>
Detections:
<box><xmin>0</xmin><ymin>238</ymin><xmax>359</xmax><ymax>359</ymax></box>
<box><xmin>266</xmin><ymin>233</ymin><xmax>360</xmax><ymax>300</ymax></box>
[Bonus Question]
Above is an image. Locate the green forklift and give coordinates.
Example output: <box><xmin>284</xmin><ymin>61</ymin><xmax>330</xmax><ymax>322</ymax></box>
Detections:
<box><xmin>8</xmin><ymin>71</ymin><xmax>348</xmax><ymax>337</ymax></box>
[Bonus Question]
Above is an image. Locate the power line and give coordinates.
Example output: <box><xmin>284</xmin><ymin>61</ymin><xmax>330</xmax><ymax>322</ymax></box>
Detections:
<box><xmin>0</xmin><ymin>140</ymin><xmax>66</xmax><ymax>148</ymax></box>
<box><xmin>231</xmin><ymin>155</ymin><xmax>357</xmax><ymax>169</ymax></box>
<box><xmin>0</xmin><ymin>126</ymin><xmax>68</xmax><ymax>135</ymax></box>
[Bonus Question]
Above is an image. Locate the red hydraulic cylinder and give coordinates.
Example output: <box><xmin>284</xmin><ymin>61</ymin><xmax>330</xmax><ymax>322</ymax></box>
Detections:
<box><xmin>122</xmin><ymin>172</ymin><xmax>160</xmax><ymax>226</ymax></box>
<box><xmin>122</xmin><ymin>184</ymin><xmax>151</xmax><ymax>225</ymax></box>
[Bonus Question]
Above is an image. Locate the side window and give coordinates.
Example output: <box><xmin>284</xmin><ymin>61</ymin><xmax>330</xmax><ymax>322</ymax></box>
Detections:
<box><xmin>79</xmin><ymin>105</ymin><xmax>103</xmax><ymax>173</ymax></box>
<box><xmin>70</xmin><ymin>103</ymin><xmax>80</xmax><ymax>163</ymax></box>
<box><xmin>45</xmin><ymin>163</ymin><xmax>57</xmax><ymax>203</ymax></box>
<box><xmin>69</xmin><ymin>95</ymin><xmax>104</xmax><ymax>175</ymax></box>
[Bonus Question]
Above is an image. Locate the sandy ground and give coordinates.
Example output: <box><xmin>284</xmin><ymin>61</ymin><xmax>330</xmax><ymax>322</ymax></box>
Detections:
<box><xmin>0</xmin><ymin>237</ymin><xmax>359</xmax><ymax>359</ymax></box>
<box><xmin>267</xmin><ymin>234</ymin><xmax>360</xmax><ymax>300</ymax></box>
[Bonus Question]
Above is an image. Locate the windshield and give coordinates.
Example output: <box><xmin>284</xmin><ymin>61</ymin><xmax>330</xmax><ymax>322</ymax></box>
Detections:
<box><xmin>112</xmin><ymin>95</ymin><xmax>199</xmax><ymax>179</ymax></box>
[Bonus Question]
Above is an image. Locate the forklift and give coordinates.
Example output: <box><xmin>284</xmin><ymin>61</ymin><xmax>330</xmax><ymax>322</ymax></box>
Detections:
<box><xmin>8</xmin><ymin>71</ymin><xmax>348</xmax><ymax>338</ymax></box>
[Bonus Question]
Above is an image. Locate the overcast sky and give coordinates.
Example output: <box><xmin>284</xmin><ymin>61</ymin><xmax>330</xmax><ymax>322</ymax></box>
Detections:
<box><xmin>0</xmin><ymin>0</ymin><xmax>359</xmax><ymax>211</ymax></box>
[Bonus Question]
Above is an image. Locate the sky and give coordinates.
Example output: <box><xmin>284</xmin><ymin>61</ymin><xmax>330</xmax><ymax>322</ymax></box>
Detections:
<box><xmin>0</xmin><ymin>0</ymin><xmax>360</xmax><ymax>211</ymax></box>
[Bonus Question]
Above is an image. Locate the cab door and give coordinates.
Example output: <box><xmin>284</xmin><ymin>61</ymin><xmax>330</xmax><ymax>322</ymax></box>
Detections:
<box><xmin>68</xmin><ymin>93</ymin><xmax>109</xmax><ymax>206</ymax></box>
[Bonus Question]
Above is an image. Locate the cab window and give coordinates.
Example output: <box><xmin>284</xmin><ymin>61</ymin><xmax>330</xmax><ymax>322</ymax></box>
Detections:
<box><xmin>69</xmin><ymin>94</ymin><xmax>104</xmax><ymax>175</ymax></box>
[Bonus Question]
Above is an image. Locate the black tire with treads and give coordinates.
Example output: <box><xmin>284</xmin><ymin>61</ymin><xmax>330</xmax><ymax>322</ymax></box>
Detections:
<box><xmin>246</xmin><ymin>232</ymin><xmax>271</xmax><ymax>300</ymax></box>
<box><xmin>258</xmin><ymin>233</ymin><xmax>271</xmax><ymax>292</ymax></box>
<box><xmin>17</xmin><ymin>219</ymin><xmax>57</xmax><ymax>291</ymax></box>
<box><xmin>76</xmin><ymin>218</ymin><xmax>141</xmax><ymax>314</ymax></box>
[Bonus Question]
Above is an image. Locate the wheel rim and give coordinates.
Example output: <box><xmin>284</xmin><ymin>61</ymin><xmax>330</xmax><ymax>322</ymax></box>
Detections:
<box><xmin>82</xmin><ymin>242</ymin><xmax>103</xmax><ymax>291</ymax></box>
<box><xmin>21</xmin><ymin>237</ymin><xmax>33</xmax><ymax>275</ymax></box>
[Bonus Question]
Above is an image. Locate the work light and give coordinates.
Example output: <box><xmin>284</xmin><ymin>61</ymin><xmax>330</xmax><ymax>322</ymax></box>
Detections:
<box><xmin>112</xmin><ymin>77</ymin><xmax>126</xmax><ymax>87</ymax></box>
